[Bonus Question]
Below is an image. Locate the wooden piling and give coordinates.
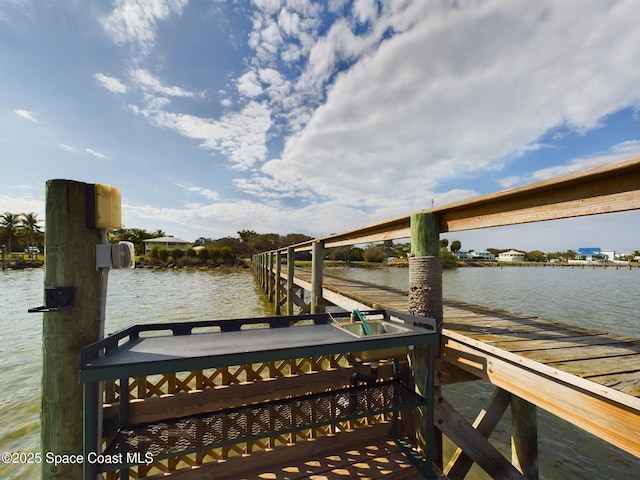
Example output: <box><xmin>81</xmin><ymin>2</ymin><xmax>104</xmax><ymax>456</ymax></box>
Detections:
<box><xmin>41</xmin><ymin>180</ymin><xmax>103</xmax><ymax>480</ymax></box>
<box><xmin>311</xmin><ymin>241</ymin><xmax>324</xmax><ymax>313</ymax></box>
<box><xmin>268</xmin><ymin>251</ymin><xmax>274</xmax><ymax>302</ymax></box>
<box><xmin>275</xmin><ymin>251</ymin><xmax>282</xmax><ymax>315</ymax></box>
<box><xmin>409</xmin><ymin>212</ymin><xmax>443</xmax><ymax>327</ymax></box>
<box><xmin>409</xmin><ymin>211</ymin><xmax>443</xmax><ymax>468</ymax></box>
<box><xmin>287</xmin><ymin>247</ymin><xmax>295</xmax><ymax>315</ymax></box>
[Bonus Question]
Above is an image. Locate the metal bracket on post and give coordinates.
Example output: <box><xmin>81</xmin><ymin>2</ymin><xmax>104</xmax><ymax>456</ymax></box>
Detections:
<box><xmin>28</xmin><ymin>286</ymin><xmax>74</xmax><ymax>313</ymax></box>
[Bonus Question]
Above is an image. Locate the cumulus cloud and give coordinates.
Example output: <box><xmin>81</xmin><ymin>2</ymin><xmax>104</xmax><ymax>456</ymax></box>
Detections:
<box><xmin>98</xmin><ymin>0</ymin><xmax>640</xmax><ymax>240</ymax></box>
<box><xmin>241</xmin><ymin>0</ymin><xmax>640</xmax><ymax>213</ymax></box>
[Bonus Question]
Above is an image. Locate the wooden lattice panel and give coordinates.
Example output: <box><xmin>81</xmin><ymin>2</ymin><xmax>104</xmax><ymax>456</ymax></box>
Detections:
<box><xmin>103</xmin><ymin>354</ymin><xmax>351</xmax><ymax>403</ymax></box>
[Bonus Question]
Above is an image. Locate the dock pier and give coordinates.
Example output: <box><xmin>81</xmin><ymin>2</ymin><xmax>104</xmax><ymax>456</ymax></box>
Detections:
<box><xmin>38</xmin><ymin>158</ymin><xmax>639</xmax><ymax>479</ymax></box>
<box><xmin>252</xmin><ymin>158</ymin><xmax>640</xmax><ymax>478</ymax></box>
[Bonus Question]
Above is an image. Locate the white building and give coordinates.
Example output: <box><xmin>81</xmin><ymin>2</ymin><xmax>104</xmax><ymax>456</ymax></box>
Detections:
<box><xmin>143</xmin><ymin>236</ymin><xmax>192</xmax><ymax>254</ymax></box>
<box><xmin>497</xmin><ymin>250</ymin><xmax>526</xmax><ymax>263</ymax></box>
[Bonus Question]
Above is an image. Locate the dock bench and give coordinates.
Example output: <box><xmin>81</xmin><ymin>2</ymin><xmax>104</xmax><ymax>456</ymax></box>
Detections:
<box><xmin>80</xmin><ymin>310</ymin><xmax>438</xmax><ymax>479</ymax></box>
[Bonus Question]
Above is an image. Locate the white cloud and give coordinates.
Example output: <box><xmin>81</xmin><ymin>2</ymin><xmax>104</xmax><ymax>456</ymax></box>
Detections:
<box><xmin>14</xmin><ymin>109</ymin><xmax>38</xmax><ymax>123</ymax></box>
<box><xmin>130</xmin><ymin>68</ymin><xmax>195</xmax><ymax>98</ymax></box>
<box><xmin>58</xmin><ymin>143</ymin><xmax>77</xmax><ymax>152</ymax></box>
<box><xmin>101</xmin><ymin>0</ymin><xmax>188</xmax><ymax>56</ymax></box>
<box><xmin>237</xmin><ymin>70</ymin><xmax>263</xmax><ymax>98</ymax></box>
<box><xmin>94</xmin><ymin>73</ymin><xmax>127</xmax><ymax>94</ymax></box>
<box><xmin>352</xmin><ymin>0</ymin><xmax>378</xmax><ymax>25</ymax></box>
<box><xmin>97</xmin><ymin>0</ymin><xmax>640</xmax><ymax>244</ymax></box>
<box><xmin>245</xmin><ymin>0</ymin><xmax>640</xmax><ymax>211</ymax></box>
<box><xmin>175</xmin><ymin>183</ymin><xmax>220</xmax><ymax>201</ymax></box>
<box><xmin>530</xmin><ymin>141</ymin><xmax>640</xmax><ymax>182</ymax></box>
<box><xmin>148</xmin><ymin>101</ymin><xmax>272</xmax><ymax>170</ymax></box>
<box><xmin>0</xmin><ymin>194</ymin><xmax>45</xmax><ymax>221</ymax></box>
<box><xmin>85</xmin><ymin>148</ymin><xmax>109</xmax><ymax>159</ymax></box>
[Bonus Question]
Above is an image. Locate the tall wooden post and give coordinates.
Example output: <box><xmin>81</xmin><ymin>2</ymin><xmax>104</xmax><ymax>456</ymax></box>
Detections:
<box><xmin>287</xmin><ymin>247</ymin><xmax>295</xmax><ymax>315</ymax></box>
<box><xmin>275</xmin><ymin>250</ymin><xmax>282</xmax><ymax>315</ymax></box>
<box><xmin>409</xmin><ymin>212</ymin><xmax>443</xmax><ymax>328</ymax></box>
<box><xmin>268</xmin><ymin>251</ymin><xmax>274</xmax><ymax>302</ymax></box>
<box><xmin>41</xmin><ymin>180</ymin><xmax>103</xmax><ymax>480</ymax></box>
<box><xmin>311</xmin><ymin>240</ymin><xmax>324</xmax><ymax>313</ymax></box>
<box><xmin>262</xmin><ymin>253</ymin><xmax>267</xmax><ymax>291</ymax></box>
<box><xmin>409</xmin><ymin>212</ymin><xmax>443</xmax><ymax>468</ymax></box>
<box><xmin>511</xmin><ymin>396</ymin><xmax>538</xmax><ymax>479</ymax></box>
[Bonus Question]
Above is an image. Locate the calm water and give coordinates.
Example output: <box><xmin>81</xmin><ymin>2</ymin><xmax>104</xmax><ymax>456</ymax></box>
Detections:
<box><xmin>1</xmin><ymin>266</ymin><xmax>638</xmax><ymax>479</ymax></box>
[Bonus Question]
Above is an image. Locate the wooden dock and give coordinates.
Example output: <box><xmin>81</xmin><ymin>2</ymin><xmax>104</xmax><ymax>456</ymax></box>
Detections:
<box><xmin>43</xmin><ymin>160</ymin><xmax>639</xmax><ymax>479</ymax></box>
<box><xmin>251</xmin><ymin>158</ymin><xmax>640</xmax><ymax>478</ymax></box>
<box><xmin>290</xmin><ymin>268</ymin><xmax>640</xmax><ymax>463</ymax></box>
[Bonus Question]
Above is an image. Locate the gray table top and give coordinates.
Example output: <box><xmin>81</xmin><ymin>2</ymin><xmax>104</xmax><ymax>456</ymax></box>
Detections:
<box><xmin>80</xmin><ymin>322</ymin><xmax>436</xmax><ymax>382</ymax></box>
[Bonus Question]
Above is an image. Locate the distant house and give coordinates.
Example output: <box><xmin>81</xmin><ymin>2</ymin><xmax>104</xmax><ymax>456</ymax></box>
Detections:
<box><xmin>574</xmin><ymin>247</ymin><xmax>619</xmax><ymax>263</ymax></box>
<box><xmin>575</xmin><ymin>247</ymin><xmax>602</xmax><ymax>261</ymax></box>
<box><xmin>143</xmin><ymin>236</ymin><xmax>192</xmax><ymax>255</ymax></box>
<box><xmin>469</xmin><ymin>251</ymin><xmax>495</xmax><ymax>261</ymax></box>
<box><xmin>498</xmin><ymin>250</ymin><xmax>525</xmax><ymax>263</ymax></box>
<box><xmin>456</xmin><ymin>251</ymin><xmax>470</xmax><ymax>260</ymax></box>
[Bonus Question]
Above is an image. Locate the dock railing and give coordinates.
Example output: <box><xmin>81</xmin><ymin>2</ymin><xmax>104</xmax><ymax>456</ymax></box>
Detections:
<box><xmin>253</xmin><ymin>157</ymin><xmax>640</xmax><ymax>316</ymax></box>
<box><xmin>251</xmin><ymin>157</ymin><xmax>640</xmax><ymax>478</ymax></box>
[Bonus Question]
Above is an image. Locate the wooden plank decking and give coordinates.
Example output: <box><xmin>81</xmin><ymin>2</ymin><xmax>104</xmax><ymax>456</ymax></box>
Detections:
<box><xmin>291</xmin><ymin>269</ymin><xmax>640</xmax><ymax>458</ymax></box>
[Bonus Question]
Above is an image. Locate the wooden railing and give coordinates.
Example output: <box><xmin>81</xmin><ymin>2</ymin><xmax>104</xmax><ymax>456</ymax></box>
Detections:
<box><xmin>251</xmin><ymin>157</ymin><xmax>640</xmax><ymax>478</ymax></box>
<box><xmin>270</xmin><ymin>157</ymin><xmax>639</xmax><ymax>252</ymax></box>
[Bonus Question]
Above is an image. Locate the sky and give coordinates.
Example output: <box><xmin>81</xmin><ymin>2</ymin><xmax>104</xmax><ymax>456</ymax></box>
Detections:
<box><xmin>1</xmin><ymin>0</ymin><xmax>639</xmax><ymax>253</ymax></box>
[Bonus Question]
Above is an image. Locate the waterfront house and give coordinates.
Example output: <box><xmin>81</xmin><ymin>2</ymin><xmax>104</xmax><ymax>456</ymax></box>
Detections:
<box><xmin>470</xmin><ymin>251</ymin><xmax>496</xmax><ymax>261</ymax></box>
<box><xmin>575</xmin><ymin>247</ymin><xmax>604</xmax><ymax>261</ymax></box>
<box><xmin>498</xmin><ymin>249</ymin><xmax>526</xmax><ymax>262</ymax></box>
<box><xmin>143</xmin><ymin>236</ymin><xmax>192</xmax><ymax>255</ymax></box>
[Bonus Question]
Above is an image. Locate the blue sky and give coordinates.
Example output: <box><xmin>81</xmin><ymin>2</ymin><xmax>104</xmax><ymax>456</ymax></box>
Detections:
<box><xmin>1</xmin><ymin>0</ymin><xmax>639</xmax><ymax>253</ymax></box>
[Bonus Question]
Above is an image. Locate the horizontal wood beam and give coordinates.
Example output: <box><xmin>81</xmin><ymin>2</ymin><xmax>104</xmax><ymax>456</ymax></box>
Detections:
<box><xmin>281</xmin><ymin>157</ymin><xmax>640</xmax><ymax>252</ymax></box>
<box><xmin>435</xmin><ymin>157</ymin><xmax>640</xmax><ymax>233</ymax></box>
<box><xmin>441</xmin><ymin>331</ymin><xmax>640</xmax><ymax>458</ymax></box>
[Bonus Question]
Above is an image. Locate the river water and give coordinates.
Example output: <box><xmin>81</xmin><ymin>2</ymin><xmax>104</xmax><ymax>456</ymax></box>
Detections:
<box><xmin>0</xmin><ymin>266</ymin><xmax>638</xmax><ymax>479</ymax></box>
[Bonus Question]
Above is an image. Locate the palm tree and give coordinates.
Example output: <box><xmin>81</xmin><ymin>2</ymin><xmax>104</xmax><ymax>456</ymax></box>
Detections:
<box><xmin>1</xmin><ymin>212</ymin><xmax>20</xmax><ymax>254</ymax></box>
<box><xmin>21</xmin><ymin>212</ymin><xmax>42</xmax><ymax>256</ymax></box>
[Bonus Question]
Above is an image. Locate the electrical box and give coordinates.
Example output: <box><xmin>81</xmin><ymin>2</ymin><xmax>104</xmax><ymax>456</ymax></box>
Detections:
<box><xmin>86</xmin><ymin>183</ymin><xmax>122</xmax><ymax>230</ymax></box>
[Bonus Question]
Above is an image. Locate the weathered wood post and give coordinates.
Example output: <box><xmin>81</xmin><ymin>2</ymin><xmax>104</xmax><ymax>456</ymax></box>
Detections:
<box><xmin>511</xmin><ymin>396</ymin><xmax>538</xmax><ymax>479</ymax></box>
<box><xmin>262</xmin><ymin>253</ymin><xmax>267</xmax><ymax>292</ymax></box>
<box><xmin>409</xmin><ymin>211</ymin><xmax>443</xmax><ymax>468</ymax></box>
<box><xmin>275</xmin><ymin>250</ymin><xmax>282</xmax><ymax>315</ymax></box>
<box><xmin>268</xmin><ymin>251</ymin><xmax>274</xmax><ymax>302</ymax></box>
<box><xmin>287</xmin><ymin>246</ymin><xmax>295</xmax><ymax>315</ymax></box>
<box><xmin>409</xmin><ymin>212</ymin><xmax>443</xmax><ymax>326</ymax></box>
<box><xmin>40</xmin><ymin>180</ymin><xmax>103</xmax><ymax>480</ymax></box>
<box><xmin>311</xmin><ymin>240</ymin><xmax>324</xmax><ymax>313</ymax></box>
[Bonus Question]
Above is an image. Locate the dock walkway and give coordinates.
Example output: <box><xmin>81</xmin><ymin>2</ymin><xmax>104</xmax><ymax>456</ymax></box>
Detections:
<box><xmin>292</xmin><ymin>268</ymin><xmax>640</xmax><ymax>459</ymax></box>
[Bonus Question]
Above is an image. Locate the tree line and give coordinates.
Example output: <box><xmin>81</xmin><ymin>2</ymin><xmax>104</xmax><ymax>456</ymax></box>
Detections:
<box><xmin>3</xmin><ymin>213</ymin><xmax>636</xmax><ymax>265</ymax></box>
